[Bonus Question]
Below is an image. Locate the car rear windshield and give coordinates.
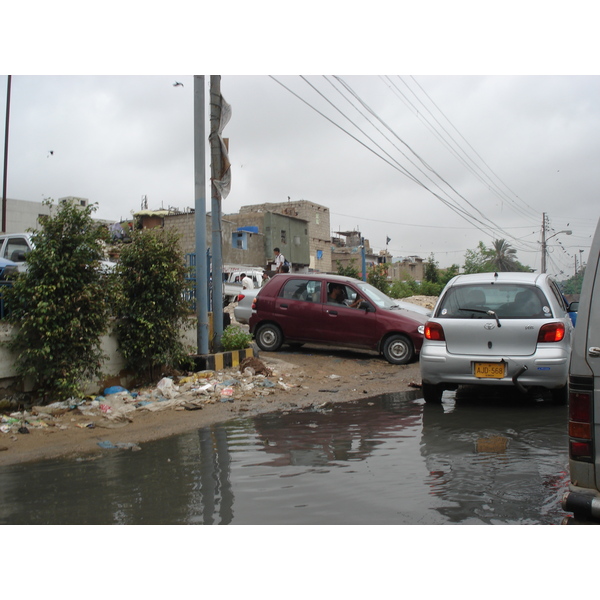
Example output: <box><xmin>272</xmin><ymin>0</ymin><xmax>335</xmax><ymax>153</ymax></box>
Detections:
<box><xmin>436</xmin><ymin>284</ymin><xmax>553</xmax><ymax>319</ymax></box>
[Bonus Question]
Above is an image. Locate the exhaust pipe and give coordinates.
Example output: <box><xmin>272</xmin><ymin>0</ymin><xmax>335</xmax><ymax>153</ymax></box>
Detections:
<box><xmin>562</xmin><ymin>491</ymin><xmax>600</xmax><ymax>522</ymax></box>
<box><xmin>512</xmin><ymin>365</ymin><xmax>528</xmax><ymax>393</ymax></box>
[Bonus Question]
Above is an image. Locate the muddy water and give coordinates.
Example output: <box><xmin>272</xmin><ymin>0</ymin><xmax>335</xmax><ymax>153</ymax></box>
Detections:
<box><xmin>0</xmin><ymin>390</ymin><xmax>571</xmax><ymax>524</ymax></box>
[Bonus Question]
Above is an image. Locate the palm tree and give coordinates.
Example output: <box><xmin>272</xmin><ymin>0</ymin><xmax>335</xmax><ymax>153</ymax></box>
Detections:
<box><xmin>488</xmin><ymin>239</ymin><xmax>519</xmax><ymax>271</ymax></box>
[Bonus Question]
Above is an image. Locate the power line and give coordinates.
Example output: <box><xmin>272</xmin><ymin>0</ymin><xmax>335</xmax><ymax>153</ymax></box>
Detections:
<box><xmin>270</xmin><ymin>75</ymin><xmax>537</xmax><ymax>253</ymax></box>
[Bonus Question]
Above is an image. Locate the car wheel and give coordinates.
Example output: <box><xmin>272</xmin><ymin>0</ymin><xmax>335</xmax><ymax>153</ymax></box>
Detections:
<box><xmin>255</xmin><ymin>323</ymin><xmax>283</xmax><ymax>352</ymax></box>
<box><xmin>422</xmin><ymin>383</ymin><xmax>444</xmax><ymax>403</ymax></box>
<box><xmin>382</xmin><ymin>334</ymin><xmax>414</xmax><ymax>365</ymax></box>
<box><xmin>550</xmin><ymin>384</ymin><xmax>568</xmax><ymax>405</ymax></box>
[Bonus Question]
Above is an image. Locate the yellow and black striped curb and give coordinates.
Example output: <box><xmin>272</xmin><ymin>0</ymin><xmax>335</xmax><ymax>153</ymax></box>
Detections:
<box><xmin>193</xmin><ymin>347</ymin><xmax>255</xmax><ymax>372</ymax></box>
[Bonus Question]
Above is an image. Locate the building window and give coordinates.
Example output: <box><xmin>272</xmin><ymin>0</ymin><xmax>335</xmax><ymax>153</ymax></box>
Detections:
<box><xmin>316</xmin><ymin>214</ymin><xmax>320</xmax><ymax>225</ymax></box>
<box><xmin>232</xmin><ymin>231</ymin><xmax>248</xmax><ymax>250</ymax></box>
<box><xmin>280</xmin><ymin>230</ymin><xmax>287</xmax><ymax>244</ymax></box>
<box><xmin>316</xmin><ymin>249</ymin><xmax>323</xmax><ymax>260</ymax></box>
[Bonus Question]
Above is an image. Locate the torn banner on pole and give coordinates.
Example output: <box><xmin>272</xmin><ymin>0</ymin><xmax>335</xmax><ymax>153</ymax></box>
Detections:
<box><xmin>212</xmin><ymin>94</ymin><xmax>232</xmax><ymax>199</ymax></box>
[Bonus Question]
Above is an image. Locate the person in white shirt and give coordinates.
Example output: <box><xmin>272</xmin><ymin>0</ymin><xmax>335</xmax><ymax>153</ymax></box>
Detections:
<box><xmin>241</xmin><ymin>273</ymin><xmax>254</xmax><ymax>290</ymax></box>
<box><xmin>274</xmin><ymin>247</ymin><xmax>286</xmax><ymax>273</ymax></box>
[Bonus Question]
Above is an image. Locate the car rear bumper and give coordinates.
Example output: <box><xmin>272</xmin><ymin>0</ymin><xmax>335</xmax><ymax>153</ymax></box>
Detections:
<box><xmin>420</xmin><ymin>343</ymin><xmax>569</xmax><ymax>389</ymax></box>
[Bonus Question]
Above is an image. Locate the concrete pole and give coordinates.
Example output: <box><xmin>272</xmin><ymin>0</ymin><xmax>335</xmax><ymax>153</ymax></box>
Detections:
<box><xmin>361</xmin><ymin>237</ymin><xmax>367</xmax><ymax>281</ymax></box>
<box><xmin>194</xmin><ymin>76</ymin><xmax>210</xmax><ymax>355</ymax></box>
<box><xmin>210</xmin><ymin>75</ymin><xmax>224</xmax><ymax>351</ymax></box>
<box><xmin>2</xmin><ymin>75</ymin><xmax>11</xmax><ymax>233</ymax></box>
<box><xmin>541</xmin><ymin>212</ymin><xmax>547</xmax><ymax>273</ymax></box>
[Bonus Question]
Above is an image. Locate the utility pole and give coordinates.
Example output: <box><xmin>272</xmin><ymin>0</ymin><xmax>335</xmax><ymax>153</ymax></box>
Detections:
<box><xmin>194</xmin><ymin>75</ymin><xmax>210</xmax><ymax>355</ymax></box>
<box><xmin>541</xmin><ymin>212</ymin><xmax>547</xmax><ymax>274</ymax></box>
<box><xmin>209</xmin><ymin>75</ymin><xmax>224</xmax><ymax>351</ymax></box>
<box><xmin>2</xmin><ymin>75</ymin><xmax>11</xmax><ymax>233</ymax></box>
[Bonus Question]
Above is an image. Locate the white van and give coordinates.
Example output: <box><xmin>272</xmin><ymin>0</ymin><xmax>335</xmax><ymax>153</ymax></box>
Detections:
<box><xmin>0</xmin><ymin>232</ymin><xmax>116</xmax><ymax>274</ymax></box>
<box><xmin>0</xmin><ymin>233</ymin><xmax>32</xmax><ymax>273</ymax></box>
<box><xmin>562</xmin><ymin>217</ymin><xmax>600</xmax><ymax>522</ymax></box>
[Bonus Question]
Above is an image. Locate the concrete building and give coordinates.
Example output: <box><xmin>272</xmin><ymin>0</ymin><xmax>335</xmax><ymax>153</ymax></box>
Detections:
<box><xmin>239</xmin><ymin>200</ymin><xmax>332</xmax><ymax>272</ymax></box>
<box><xmin>1</xmin><ymin>196</ymin><xmax>111</xmax><ymax>234</ymax></box>
<box><xmin>331</xmin><ymin>230</ymin><xmax>392</xmax><ymax>276</ymax></box>
<box><xmin>162</xmin><ymin>199</ymin><xmax>328</xmax><ymax>273</ymax></box>
<box><xmin>1</xmin><ymin>198</ymin><xmax>52</xmax><ymax>233</ymax></box>
<box><xmin>388</xmin><ymin>256</ymin><xmax>426</xmax><ymax>282</ymax></box>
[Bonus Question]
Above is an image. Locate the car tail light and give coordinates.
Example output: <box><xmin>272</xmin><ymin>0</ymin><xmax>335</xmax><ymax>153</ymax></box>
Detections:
<box><xmin>569</xmin><ymin>390</ymin><xmax>593</xmax><ymax>462</ymax></box>
<box><xmin>237</xmin><ymin>294</ymin><xmax>246</xmax><ymax>302</ymax></box>
<box><xmin>537</xmin><ymin>322</ymin><xmax>565</xmax><ymax>343</ymax></box>
<box><xmin>424</xmin><ymin>321</ymin><xmax>445</xmax><ymax>341</ymax></box>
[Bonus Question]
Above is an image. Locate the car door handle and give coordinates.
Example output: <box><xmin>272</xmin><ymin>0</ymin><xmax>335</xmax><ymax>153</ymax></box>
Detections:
<box><xmin>589</xmin><ymin>347</ymin><xmax>600</xmax><ymax>357</ymax></box>
<box><xmin>327</xmin><ymin>310</ymin><xmax>338</xmax><ymax>316</ymax></box>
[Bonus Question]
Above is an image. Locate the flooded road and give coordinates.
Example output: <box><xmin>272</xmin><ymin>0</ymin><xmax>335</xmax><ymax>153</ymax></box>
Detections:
<box><xmin>0</xmin><ymin>389</ymin><xmax>571</xmax><ymax>524</ymax></box>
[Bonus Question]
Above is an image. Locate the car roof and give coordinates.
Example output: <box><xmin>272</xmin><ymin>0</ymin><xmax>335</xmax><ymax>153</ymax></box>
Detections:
<box><xmin>269</xmin><ymin>273</ymin><xmax>363</xmax><ymax>284</ymax></box>
<box><xmin>446</xmin><ymin>272</ymin><xmax>547</xmax><ymax>287</ymax></box>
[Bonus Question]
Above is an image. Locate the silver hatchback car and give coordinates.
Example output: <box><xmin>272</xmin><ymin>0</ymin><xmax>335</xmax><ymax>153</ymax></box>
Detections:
<box><xmin>420</xmin><ymin>272</ymin><xmax>575</xmax><ymax>403</ymax></box>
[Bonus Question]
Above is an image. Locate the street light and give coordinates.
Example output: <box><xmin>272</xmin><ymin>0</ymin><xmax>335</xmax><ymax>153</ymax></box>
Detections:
<box><xmin>541</xmin><ymin>228</ymin><xmax>572</xmax><ymax>273</ymax></box>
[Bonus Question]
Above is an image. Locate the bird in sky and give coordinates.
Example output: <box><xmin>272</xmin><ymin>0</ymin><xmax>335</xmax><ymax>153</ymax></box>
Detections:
<box><xmin>47</xmin><ymin>150</ymin><xmax>54</xmax><ymax>157</ymax></box>
<box><xmin>173</xmin><ymin>82</ymin><xmax>184</xmax><ymax>87</ymax></box>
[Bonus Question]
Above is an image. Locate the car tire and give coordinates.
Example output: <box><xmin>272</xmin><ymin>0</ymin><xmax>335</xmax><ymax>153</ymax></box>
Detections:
<box><xmin>255</xmin><ymin>323</ymin><xmax>283</xmax><ymax>352</ymax></box>
<box><xmin>422</xmin><ymin>383</ymin><xmax>444</xmax><ymax>403</ymax></box>
<box><xmin>550</xmin><ymin>384</ymin><xmax>568</xmax><ymax>405</ymax></box>
<box><xmin>382</xmin><ymin>334</ymin><xmax>414</xmax><ymax>365</ymax></box>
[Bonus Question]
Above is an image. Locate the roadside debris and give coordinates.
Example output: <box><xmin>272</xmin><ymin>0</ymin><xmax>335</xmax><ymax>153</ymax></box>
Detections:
<box><xmin>0</xmin><ymin>357</ymin><xmax>299</xmax><ymax>435</ymax></box>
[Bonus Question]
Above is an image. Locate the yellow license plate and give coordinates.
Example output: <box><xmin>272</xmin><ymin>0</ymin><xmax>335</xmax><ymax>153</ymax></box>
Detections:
<box><xmin>474</xmin><ymin>362</ymin><xmax>505</xmax><ymax>379</ymax></box>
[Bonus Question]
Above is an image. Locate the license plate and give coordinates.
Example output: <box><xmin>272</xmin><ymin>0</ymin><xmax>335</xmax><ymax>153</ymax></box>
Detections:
<box><xmin>474</xmin><ymin>362</ymin><xmax>505</xmax><ymax>379</ymax></box>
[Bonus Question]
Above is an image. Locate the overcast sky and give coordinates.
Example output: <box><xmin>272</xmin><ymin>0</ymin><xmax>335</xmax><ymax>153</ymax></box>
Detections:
<box><xmin>2</xmin><ymin>5</ymin><xmax>599</xmax><ymax>279</ymax></box>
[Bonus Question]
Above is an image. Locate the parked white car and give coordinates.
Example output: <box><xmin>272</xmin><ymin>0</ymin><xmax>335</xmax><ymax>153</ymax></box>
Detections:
<box><xmin>420</xmin><ymin>271</ymin><xmax>576</xmax><ymax>403</ymax></box>
<box><xmin>233</xmin><ymin>288</ymin><xmax>260</xmax><ymax>324</ymax></box>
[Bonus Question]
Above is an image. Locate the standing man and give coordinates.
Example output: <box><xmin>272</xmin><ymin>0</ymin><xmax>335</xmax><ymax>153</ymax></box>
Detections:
<box><xmin>273</xmin><ymin>247</ymin><xmax>286</xmax><ymax>273</ymax></box>
<box><xmin>260</xmin><ymin>271</ymin><xmax>270</xmax><ymax>287</ymax></box>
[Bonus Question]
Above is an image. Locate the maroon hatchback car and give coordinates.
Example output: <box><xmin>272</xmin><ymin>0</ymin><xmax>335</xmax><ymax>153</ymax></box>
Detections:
<box><xmin>248</xmin><ymin>273</ymin><xmax>427</xmax><ymax>364</ymax></box>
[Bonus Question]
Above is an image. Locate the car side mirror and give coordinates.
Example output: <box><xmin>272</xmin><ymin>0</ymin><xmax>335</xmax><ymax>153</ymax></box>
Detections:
<box><xmin>568</xmin><ymin>301</ymin><xmax>579</xmax><ymax>312</ymax></box>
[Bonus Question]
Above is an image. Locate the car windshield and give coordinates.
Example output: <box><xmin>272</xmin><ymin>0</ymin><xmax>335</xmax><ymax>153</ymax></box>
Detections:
<box><xmin>355</xmin><ymin>281</ymin><xmax>397</xmax><ymax>308</ymax></box>
<box><xmin>436</xmin><ymin>283</ymin><xmax>552</xmax><ymax>319</ymax></box>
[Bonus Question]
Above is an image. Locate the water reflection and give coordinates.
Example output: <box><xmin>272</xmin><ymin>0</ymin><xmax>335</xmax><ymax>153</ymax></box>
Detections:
<box><xmin>421</xmin><ymin>388</ymin><xmax>570</xmax><ymax>524</ymax></box>
<box><xmin>0</xmin><ymin>389</ymin><xmax>570</xmax><ymax>524</ymax></box>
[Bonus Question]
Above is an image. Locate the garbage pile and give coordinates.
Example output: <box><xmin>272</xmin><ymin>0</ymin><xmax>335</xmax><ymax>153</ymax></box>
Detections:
<box><xmin>0</xmin><ymin>357</ymin><xmax>299</xmax><ymax>435</ymax></box>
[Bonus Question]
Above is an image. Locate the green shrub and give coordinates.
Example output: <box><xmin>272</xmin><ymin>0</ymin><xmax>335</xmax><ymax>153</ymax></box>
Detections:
<box><xmin>113</xmin><ymin>229</ymin><xmax>192</xmax><ymax>379</ymax></box>
<box><xmin>221</xmin><ymin>324</ymin><xmax>253</xmax><ymax>351</ymax></box>
<box><xmin>367</xmin><ymin>263</ymin><xmax>390</xmax><ymax>293</ymax></box>
<box><xmin>4</xmin><ymin>200</ymin><xmax>112</xmax><ymax>401</ymax></box>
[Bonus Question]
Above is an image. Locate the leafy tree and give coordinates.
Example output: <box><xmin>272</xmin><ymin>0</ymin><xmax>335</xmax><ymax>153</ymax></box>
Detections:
<box><xmin>464</xmin><ymin>239</ymin><xmax>530</xmax><ymax>274</ymax></box>
<box><xmin>560</xmin><ymin>267</ymin><xmax>585</xmax><ymax>295</ymax></box>
<box><xmin>336</xmin><ymin>259</ymin><xmax>360</xmax><ymax>279</ymax></box>
<box><xmin>4</xmin><ymin>200</ymin><xmax>112</xmax><ymax>401</ymax></box>
<box><xmin>439</xmin><ymin>264</ymin><xmax>460</xmax><ymax>285</ymax></box>
<box><xmin>424</xmin><ymin>253</ymin><xmax>439</xmax><ymax>283</ymax></box>
<box><xmin>367</xmin><ymin>263</ymin><xmax>389</xmax><ymax>293</ymax></box>
<box><xmin>113</xmin><ymin>229</ymin><xmax>192</xmax><ymax>380</ymax></box>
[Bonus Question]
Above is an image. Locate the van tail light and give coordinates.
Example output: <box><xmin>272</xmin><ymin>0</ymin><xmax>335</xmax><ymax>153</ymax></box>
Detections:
<box><xmin>251</xmin><ymin>297</ymin><xmax>258</xmax><ymax>310</ymax></box>
<box><xmin>569</xmin><ymin>390</ymin><xmax>593</xmax><ymax>462</ymax></box>
<box><xmin>424</xmin><ymin>321</ymin><xmax>445</xmax><ymax>341</ymax></box>
<box><xmin>537</xmin><ymin>322</ymin><xmax>565</xmax><ymax>343</ymax></box>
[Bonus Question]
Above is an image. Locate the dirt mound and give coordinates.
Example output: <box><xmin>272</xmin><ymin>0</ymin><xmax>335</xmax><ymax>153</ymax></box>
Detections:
<box><xmin>402</xmin><ymin>295</ymin><xmax>438</xmax><ymax>310</ymax></box>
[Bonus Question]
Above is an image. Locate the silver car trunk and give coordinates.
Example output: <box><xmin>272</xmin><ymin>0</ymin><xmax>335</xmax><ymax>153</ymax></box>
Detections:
<box><xmin>442</xmin><ymin>317</ymin><xmax>540</xmax><ymax>356</ymax></box>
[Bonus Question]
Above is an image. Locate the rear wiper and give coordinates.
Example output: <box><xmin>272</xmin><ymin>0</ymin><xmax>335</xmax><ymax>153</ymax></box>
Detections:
<box><xmin>458</xmin><ymin>307</ymin><xmax>502</xmax><ymax>327</ymax></box>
